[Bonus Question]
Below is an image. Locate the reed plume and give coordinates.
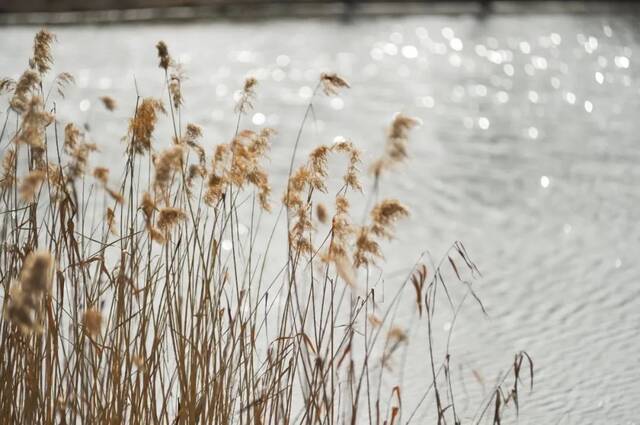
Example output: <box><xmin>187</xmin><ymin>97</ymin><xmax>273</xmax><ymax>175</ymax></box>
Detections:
<box><xmin>30</xmin><ymin>29</ymin><xmax>56</xmax><ymax>75</ymax></box>
<box><xmin>0</xmin><ymin>148</ymin><xmax>17</xmax><ymax>190</ymax></box>
<box><xmin>5</xmin><ymin>251</ymin><xmax>54</xmax><ymax>333</ymax></box>
<box><xmin>153</xmin><ymin>145</ymin><xmax>184</xmax><ymax>197</ymax></box>
<box><xmin>370</xmin><ymin>113</ymin><xmax>419</xmax><ymax>179</ymax></box>
<box><xmin>370</xmin><ymin>199</ymin><xmax>409</xmax><ymax>239</ymax></box>
<box><xmin>19</xmin><ymin>169</ymin><xmax>46</xmax><ymax>201</ymax></box>
<box><xmin>0</xmin><ymin>31</ymin><xmax>533</xmax><ymax>425</ymax></box>
<box><xmin>83</xmin><ymin>308</ymin><xmax>103</xmax><ymax>336</ymax></box>
<box><xmin>157</xmin><ymin>207</ymin><xmax>187</xmax><ymax>231</ymax></box>
<box><xmin>235</xmin><ymin>76</ymin><xmax>257</xmax><ymax>113</ymax></box>
<box><xmin>127</xmin><ymin>98</ymin><xmax>165</xmax><ymax>155</ymax></box>
<box><xmin>156</xmin><ymin>40</ymin><xmax>171</xmax><ymax>70</ymax></box>
<box><xmin>9</xmin><ymin>69</ymin><xmax>39</xmax><ymax>112</ymax></box>
<box><xmin>320</xmin><ymin>72</ymin><xmax>350</xmax><ymax>95</ymax></box>
<box><xmin>99</xmin><ymin>95</ymin><xmax>117</xmax><ymax>111</ymax></box>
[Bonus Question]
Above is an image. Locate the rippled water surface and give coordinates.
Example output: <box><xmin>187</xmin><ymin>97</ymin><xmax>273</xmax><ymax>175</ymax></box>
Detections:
<box><xmin>2</xmin><ymin>14</ymin><xmax>640</xmax><ymax>424</ymax></box>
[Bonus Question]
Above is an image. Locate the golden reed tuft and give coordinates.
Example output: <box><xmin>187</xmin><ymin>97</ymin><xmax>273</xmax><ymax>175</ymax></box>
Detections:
<box><xmin>92</xmin><ymin>166</ymin><xmax>109</xmax><ymax>186</ymax></box>
<box><xmin>30</xmin><ymin>29</ymin><xmax>56</xmax><ymax>75</ymax></box>
<box><xmin>320</xmin><ymin>72</ymin><xmax>350</xmax><ymax>96</ymax></box>
<box><xmin>157</xmin><ymin>207</ymin><xmax>187</xmax><ymax>231</ymax></box>
<box><xmin>153</xmin><ymin>145</ymin><xmax>184</xmax><ymax>196</ymax></box>
<box><xmin>0</xmin><ymin>31</ymin><xmax>532</xmax><ymax>425</ymax></box>
<box><xmin>83</xmin><ymin>308</ymin><xmax>103</xmax><ymax>336</ymax></box>
<box><xmin>9</xmin><ymin>70</ymin><xmax>39</xmax><ymax>112</ymax></box>
<box><xmin>19</xmin><ymin>169</ymin><xmax>46</xmax><ymax>201</ymax></box>
<box><xmin>5</xmin><ymin>251</ymin><xmax>54</xmax><ymax>333</ymax></box>
<box><xmin>235</xmin><ymin>76</ymin><xmax>258</xmax><ymax>113</ymax></box>
<box><xmin>128</xmin><ymin>98</ymin><xmax>165</xmax><ymax>154</ymax></box>
<box><xmin>19</xmin><ymin>250</ymin><xmax>54</xmax><ymax>294</ymax></box>
<box><xmin>370</xmin><ymin>113</ymin><xmax>419</xmax><ymax>179</ymax></box>
<box><xmin>0</xmin><ymin>148</ymin><xmax>17</xmax><ymax>190</ymax></box>
<box><xmin>370</xmin><ymin>199</ymin><xmax>409</xmax><ymax>239</ymax></box>
<box><xmin>316</xmin><ymin>203</ymin><xmax>328</xmax><ymax>224</ymax></box>
<box><xmin>99</xmin><ymin>96</ymin><xmax>117</xmax><ymax>111</ymax></box>
<box><xmin>156</xmin><ymin>41</ymin><xmax>171</xmax><ymax>70</ymax></box>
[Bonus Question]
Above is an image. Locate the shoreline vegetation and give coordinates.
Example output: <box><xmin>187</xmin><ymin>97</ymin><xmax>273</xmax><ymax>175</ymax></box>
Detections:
<box><xmin>0</xmin><ymin>29</ymin><xmax>532</xmax><ymax>424</ymax></box>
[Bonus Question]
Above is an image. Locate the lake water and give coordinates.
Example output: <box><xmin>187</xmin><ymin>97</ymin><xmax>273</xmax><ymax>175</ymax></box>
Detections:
<box><xmin>1</xmin><ymin>13</ymin><xmax>639</xmax><ymax>424</ymax></box>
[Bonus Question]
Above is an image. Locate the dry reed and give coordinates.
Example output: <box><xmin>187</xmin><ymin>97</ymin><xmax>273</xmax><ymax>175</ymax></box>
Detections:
<box><xmin>0</xmin><ymin>30</ymin><xmax>532</xmax><ymax>425</ymax></box>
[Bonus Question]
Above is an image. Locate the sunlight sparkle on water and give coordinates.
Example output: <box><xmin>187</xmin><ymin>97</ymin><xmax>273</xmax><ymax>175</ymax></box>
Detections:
<box><xmin>478</xmin><ymin>117</ymin><xmax>490</xmax><ymax>130</ymax></box>
<box><xmin>370</xmin><ymin>47</ymin><xmax>384</xmax><ymax>61</ymax></box>
<box><xmin>401</xmin><ymin>45</ymin><xmax>418</xmax><ymax>58</ymax></box>
<box><xmin>450</xmin><ymin>38</ymin><xmax>463</xmax><ymax>51</ymax></box>
<box><xmin>540</xmin><ymin>175</ymin><xmax>550</xmax><ymax>188</ymax></box>
<box><xmin>330</xmin><ymin>97</ymin><xmax>344</xmax><ymax>110</ymax></box>
<box><xmin>595</xmin><ymin>71</ymin><xmax>604</xmax><ymax>84</ymax></box>
<box><xmin>298</xmin><ymin>86</ymin><xmax>313</xmax><ymax>99</ymax></box>
<box><xmin>390</xmin><ymin>32</ymin><xmax>403</xmax><ymax>44</ymax></box>
<box><xmin>417</xmin><ymin>96</ymin><xmax>435</xmax><ymax>108</ymax></box>
<box><xmin>496</xmin><ymin>91</ymin><xmax>509</xmax><ymax>103</ymax></box>
<box><xmin>615</xmin><ymin>56</ymin><xmax>630</xmax><ymax>69</ymax></box>
<box><xmin>252</xmin><ymin>112</ymin><xmax>266</xmax><ymax>125</ymax></box>
<box><xmin>504</xmin><ymin>63</ymin><xmax>515</xmax><ymax>76</ymax></box>
<box><xmin>441</xmin><ymin>27</ymin><xmax>454</xmax><ymax>40</ymax></box>
<box><xmin>584</xmin><ymin>100</ymin><xmax>594</xmax><ymax>113</ymax></box>
<box><xmin>383</xmin><ymin>43</ymin><xmax>398</xmax><ymax>56</ymax></box>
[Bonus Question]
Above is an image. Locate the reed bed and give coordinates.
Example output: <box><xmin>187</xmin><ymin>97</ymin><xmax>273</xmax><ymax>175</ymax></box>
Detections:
<box><xmin>0</xmin><ymin>29</ymin><xmax>532</xmax><ymax>424</ymax></box>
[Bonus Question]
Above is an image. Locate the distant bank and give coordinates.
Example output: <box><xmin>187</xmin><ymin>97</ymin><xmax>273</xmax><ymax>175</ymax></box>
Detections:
<box><xmin>1</xmin><ymin>1</ymin><xmax>639</xmax><ymax>25</ymax></box>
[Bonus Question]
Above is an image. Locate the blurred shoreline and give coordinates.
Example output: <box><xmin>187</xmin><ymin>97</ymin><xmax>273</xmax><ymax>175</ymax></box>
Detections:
<box><xmin>2</xmin><ymin>1</ymin><xmax>640</xmax><ymax>26</ymax></box>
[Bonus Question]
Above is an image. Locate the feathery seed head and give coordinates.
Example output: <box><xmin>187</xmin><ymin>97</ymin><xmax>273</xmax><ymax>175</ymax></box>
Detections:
<box><xmin>235</xmin><ymin>77</ymin><xmax>258</xmax><ymax>113</ymax></box>
<box><xmin>31</xmin><ymin>29</ymin><xmax>56</xmax><ymax>75</ymax></box>
<box><xmin>157</xmin><ymin>207</ymin><xmax>186</xmax><ymax>231</ymax></box>
<box><xmin>92</xmin><ymin>167</ymin><xmax>109</xmax><ymax>186</ymax></box>
<box><xmin>354</xmin><ymin>226</ymin><xmax>382</xmax><ymax>268</ymax></box>
<box><xmin>156</xmin><ymin>41</ymin><xmax>171</xmax><ymax>70</ymax></box>
<box><xmin>370</xmin><ymin>199</ymin><xmax>409</xmax><ymax>239</ymax></box>
<box><xmin>9</xmin><ymin>70</ymin><xmax>39</xmax><ymax>112</ymax></box>
<box><xmin>128</xmin><ymin>98</ymin><xmax>165</xmax><ymax>155</ymax></box>
<box><xmin>153</xmin><ymin>145</ymin><xmax>184</xmax><ymax>195</ymax></box>
<box><xmin>141</xmin><ymin>192</ymin><xmax>156</xmax><ymax>223</ymax></box>
<box><xmin>320</xmin><ymin>73</ymin><xmax>350</xmax><ymax>96</ymax></box>
<box><xmin>19</xmin><ymin>169</ymin><xmax>46</xmax><ymax>201</ymax></box>
<box><xmin>316</xmin><ymin>203</ymin><xmax>328</xmax><ymax>224</ymax></box>
<box><xmin>370</xmin><ymin>113</ymin><xmax>419</xmax><ymax>178</ymax></box>
<box><xmin>0</xmin><ymin>149</ymin><xmax>17</xmax><ymax>190</ymax></box>
<box><xmin>99</xmin><ymin>96</ymin><xmax>117</xmax><ymax>111</ymax></box>
<box><xmin>20</xmin><ymin>250</ymin><xmax>54</xmax><ymax>295</ymax></box>
<box><xmin>83</xmin><ymin>308</ymin><xmax>102</xmax><ymax>336</ymax></box>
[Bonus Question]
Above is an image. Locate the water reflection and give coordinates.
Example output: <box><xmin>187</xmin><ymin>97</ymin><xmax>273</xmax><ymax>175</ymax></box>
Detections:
<box><xmin>0</xmin><ymin>15</ymin><xmax>639</xmax><ymax>424</ymax></box>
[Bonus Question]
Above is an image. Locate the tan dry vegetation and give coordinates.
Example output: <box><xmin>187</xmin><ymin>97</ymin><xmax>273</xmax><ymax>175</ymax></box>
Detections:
<box><xmin>0</xmin><ymin>30</ymin><xmax>532</xmax><ymax>424</ymax></box>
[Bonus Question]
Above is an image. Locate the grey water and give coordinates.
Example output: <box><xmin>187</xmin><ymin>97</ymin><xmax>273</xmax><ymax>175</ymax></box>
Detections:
<box><xmin>1</xmin><ymin>13</ymin><xmax>639</xmax><ymax>424</ymax></box>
